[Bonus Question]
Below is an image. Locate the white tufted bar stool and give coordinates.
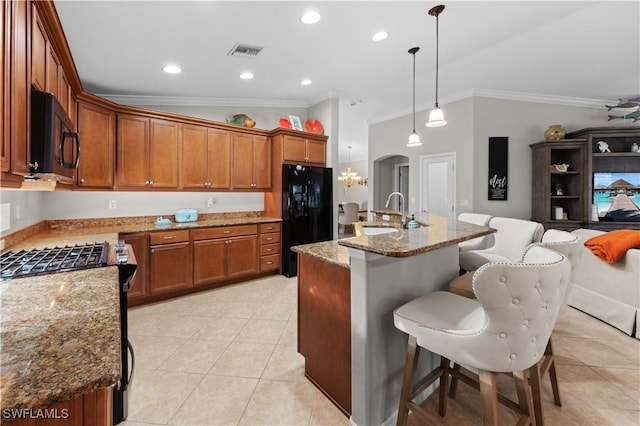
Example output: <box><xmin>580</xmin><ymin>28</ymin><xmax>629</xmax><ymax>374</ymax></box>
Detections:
<box><xmin>449</xmin><ymin>229</ymin><xmax>581</xmax><ymax>426</ymax></box>
<box><xmin>394</xmin><ymin>246</ymin><xmax>571</xmax><ymax>426</ymax></box>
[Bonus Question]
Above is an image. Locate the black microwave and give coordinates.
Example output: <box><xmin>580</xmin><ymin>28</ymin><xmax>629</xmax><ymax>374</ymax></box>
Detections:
<box><xmin>30</xmin><ymin>89</ymin><xmax>80</xmax><ymax>183</ymax></box>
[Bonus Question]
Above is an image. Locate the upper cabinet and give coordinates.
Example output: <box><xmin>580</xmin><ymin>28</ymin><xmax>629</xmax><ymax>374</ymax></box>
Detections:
<box><xmin>181</xmin><ymin>124</ymin><xmax>231</xmax><ymax>190</ymax></box>
<box><xmin>1</xmin><ymin>1</ymin><xmax>10</xmax><ymax>174</ymax></box>
<box><xmin>30</xmin><ymin>3</ymin><xmax>72</xmax><ymax>121</ymax></box>
<box><xmin>116</xmin><ymin>114</ymin><xmax>179</xmax><ymax>189</ymax></box>
<box><xmin>231</xmin><ymin>133</ymin><xmax>271</xmax><ymax>190</ymax></box>
<box><xmin>281</xmin><ymin>134</ymin><xmax>326</xmax><ymax>165</ymax></box>
<box><xmin>76</xmin><ymin>98</ymin><xmax>115</xmax><ymax>189</ymax></box>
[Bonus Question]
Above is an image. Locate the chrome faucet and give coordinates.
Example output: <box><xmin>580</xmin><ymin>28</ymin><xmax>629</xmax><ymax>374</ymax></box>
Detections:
<box><xmin>385</xmin><ymin>191</ymin><xmax>406</xmax><ymax>228</ymax></box>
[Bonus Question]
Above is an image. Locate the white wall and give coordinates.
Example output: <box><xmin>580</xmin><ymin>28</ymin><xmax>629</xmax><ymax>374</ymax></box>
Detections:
<box><xmin>0</xmin><ymin>190</ymin><xmax>44</xmax><ymax>234</ymax></box>
<box><xmin>369</xmin><ymin>98</ymin><xmax>475</xmax><ymax>215</ymax></box>
<box><xmin>368</xmin><ymin>96</ymin><xmax>631</xmax><ymax>220</ymax></box>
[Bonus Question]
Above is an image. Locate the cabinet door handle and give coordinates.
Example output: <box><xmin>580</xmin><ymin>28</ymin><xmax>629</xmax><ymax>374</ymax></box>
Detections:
<box><xmin>151</xmin><ymin>248</ymin><xmax>155</xmax><ymax>253</ymax></box>
<box><xmin>149</xmin><ymin>181</ymin><xmax>154</xmax><ymax>185</ymax></box>
<box><xmin>80</xmin><ymin>178</ymin><xmax>85</xmax><ymax>184</ymax></box>
<box><xmin>145</xmin><ymin>180</ymin><xmax>150</xmax><ymax>185</ymax></box>
<box><xmin>164</xmin><ymin>235</ymin><xmax>176</xmax><ymax>240</ymax></box>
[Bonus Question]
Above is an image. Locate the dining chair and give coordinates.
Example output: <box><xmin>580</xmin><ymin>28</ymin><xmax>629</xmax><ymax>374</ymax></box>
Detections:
<box><xmin>338</xmin><ymin>202</ymin><xmax>359</xmax><ymax>235</ymax></box>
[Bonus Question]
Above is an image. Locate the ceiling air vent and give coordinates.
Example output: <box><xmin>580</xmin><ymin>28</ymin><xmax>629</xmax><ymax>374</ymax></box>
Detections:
<box><xmin>227</xmin><ymin>42</ymin><xmax>264</xmax><ymax>57</ymax></box>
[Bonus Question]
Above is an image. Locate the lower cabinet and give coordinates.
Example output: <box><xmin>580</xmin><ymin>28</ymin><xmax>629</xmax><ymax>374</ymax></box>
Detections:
<box><xmin>121</xmin><ymin>232</ymin><xmax>148</xmax><ymax>302</ymax></box>
<box><xmin>149</xmin><ymin>230</ymin><xmax>192</xmax><ymax>295</ymax></box>
<box><xmin>259</xmin><ymin>222</ymin><xmax>281</xmax><ymax>272</ymax></box>
<box><xmin>193</xmin><ymin>225</ymin><xmax>259</xmax><ymax>287</ymax></box>
<box><xmin>123</xmin><ymin>223</ymin><xmax>279</xmax><ymax>305</ymax></box>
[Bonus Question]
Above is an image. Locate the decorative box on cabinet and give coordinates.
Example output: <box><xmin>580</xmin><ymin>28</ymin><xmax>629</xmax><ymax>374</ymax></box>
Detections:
<box><xmin>259</xmin><ymin>222</ymin><xmax>281</xmax><ymax>272</ymax></box>
<box><xmin>530</xmin><ymin>139</ymin><xmax>588</xmax><ymax>231</ymax></box>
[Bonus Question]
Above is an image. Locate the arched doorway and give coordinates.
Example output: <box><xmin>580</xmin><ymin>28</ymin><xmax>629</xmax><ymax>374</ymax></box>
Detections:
<box><xmin>373</xmin><ymin>155</ymin><xmax>409</xmax><ymax>210</ymax></box>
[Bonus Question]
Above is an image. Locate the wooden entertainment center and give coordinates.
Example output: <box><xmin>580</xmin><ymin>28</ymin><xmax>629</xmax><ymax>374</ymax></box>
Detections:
<box><xmin>531</xmin><ymin>127</ymin><xmax>640</xmax><ymax>231</ymax></box>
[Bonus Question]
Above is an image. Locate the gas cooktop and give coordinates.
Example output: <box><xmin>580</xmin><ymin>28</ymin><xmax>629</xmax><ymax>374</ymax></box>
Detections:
<box><xmin>0</xmin><ymin>242</ymin><xmax>108</xmax><ymax>280</ymax></box>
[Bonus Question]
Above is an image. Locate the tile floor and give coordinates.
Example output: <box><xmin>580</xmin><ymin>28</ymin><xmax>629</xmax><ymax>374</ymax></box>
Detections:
<box><xmin>122</xmin><ymin>275</ymin><xmax>639</xmax><ymax>426</ymax></box>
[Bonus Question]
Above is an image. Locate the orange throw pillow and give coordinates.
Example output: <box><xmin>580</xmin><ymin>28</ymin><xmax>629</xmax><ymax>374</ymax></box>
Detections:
<box><xmin>584</xmin><ymin>230</ymin><xmax>640</xmax><ymax>263</ymax></box>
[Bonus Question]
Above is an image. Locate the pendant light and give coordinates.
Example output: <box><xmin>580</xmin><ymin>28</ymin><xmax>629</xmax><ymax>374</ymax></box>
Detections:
<box><xmin>426</xmin><ymin>4</ymin><xmax>447</xmax><ymax>128</ymax></box>
<box><xmin>338</xmin><ymin>146</ymin><xmax>361</xmax><ymax>187</ymax></box>
<box><xmin>407</xmin><ymin>47</ymin><xmax>422</xmax><ymax>147</ymax></box>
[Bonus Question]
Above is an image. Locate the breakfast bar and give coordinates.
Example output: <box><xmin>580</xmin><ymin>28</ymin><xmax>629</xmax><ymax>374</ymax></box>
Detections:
<box><xmin>293</xmin><ymin>214</ymin><xmax>494</xmax><ymax>426</ymax></box>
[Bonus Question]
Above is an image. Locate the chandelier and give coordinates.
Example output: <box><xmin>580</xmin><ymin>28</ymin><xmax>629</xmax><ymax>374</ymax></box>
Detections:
<box><xmin>338</xmin><ymin>146</ymin><xmax>361</xmax><ymax>187</ymax></box>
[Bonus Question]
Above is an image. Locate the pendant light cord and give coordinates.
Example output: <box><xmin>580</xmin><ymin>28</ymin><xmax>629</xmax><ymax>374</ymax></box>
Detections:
<box><xmin>434</xmin><ymin>13</ymin><xmax>439</xmax><ymax>108</ymax></box>
<box><xmin>412</xmin><ymin>51</ymin><xmax>417</xmax><ymax>132</ymax></box>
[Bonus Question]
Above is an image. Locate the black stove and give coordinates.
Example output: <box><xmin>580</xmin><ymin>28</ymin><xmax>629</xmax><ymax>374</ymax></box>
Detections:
<box><xmin>1</xmin><ymin>242</ymin><xmax>108</xmax><ymax>280</ymax></box>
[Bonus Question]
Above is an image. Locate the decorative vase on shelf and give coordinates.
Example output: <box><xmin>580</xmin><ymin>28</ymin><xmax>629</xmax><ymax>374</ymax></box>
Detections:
<box><xmin>544</xmin><ymin>124</ymin><xmax>566</xmax><ymax>141</ymax></box>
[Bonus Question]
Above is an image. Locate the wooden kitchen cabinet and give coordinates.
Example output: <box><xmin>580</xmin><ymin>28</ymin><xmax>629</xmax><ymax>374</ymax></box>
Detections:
<box><xmin>231</xmin><ymin>133</ymin><xmax>271</xmax><ymax>189</ymax></box>
<box><xmin>149</xmin><ymin>230</ymin><xmax>192</xmax><ymax>295</ymax></box>
<box><xmin>192</xmin><ymin>225</ymin><xmax>259</xmax><ymax>287</ymax></box>
<box><xmin>120</xmin><ymin>232</ymin><xmax>148</xmax><ymax>302</ymax></box>
<box><xmin>259</xmin><ymin>222</ymin><xmax>281</xmax><ymax>272</ymax></box>
<box><xmin>30</xmin><ymin>3</ymin><xmax>47</xmax><ymax>92</ymax></box>
<box><xmin>6</xmin><ymin>0</ymin><xmax>30</xmax><ymax>179</ymax></box>
<box><xmin>116</xmin><ymin>114</ymin><xmax>179</xmax><ymax>189</ymax></box>
<box><xmin>76</xmin><ymin>99</ymin><xmax>115</xmax><ymax>188</ymax></box>
<box><xmin>283</xmin><ymin>134</ymin><xmax>326</xmax><ymax>165</ymax></box>
<box><xmin>181</xmin><ymin>124</ymin><xmax>230</xmax><ymax>189</ymax></box>
<box><xmin>31</xmin><ymin>3</ymin><xmax>72</xmax><ymax>118</ymax></box>
<box><xmin>1</xmin><ymin>0</ymin><xmax>10</xmax><ymax>173</ymax></box>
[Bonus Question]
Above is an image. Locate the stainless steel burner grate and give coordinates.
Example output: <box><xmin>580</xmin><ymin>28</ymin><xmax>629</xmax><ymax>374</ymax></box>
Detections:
<box><xmin>1</xmin><ymin>242</ymin><xmax>108</xmax><ymax>279</ymax></box>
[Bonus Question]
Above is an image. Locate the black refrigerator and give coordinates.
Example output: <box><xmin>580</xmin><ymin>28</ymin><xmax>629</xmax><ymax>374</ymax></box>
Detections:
<box><xmin>282</xmin><ymin>164</ymin><xmax>333</xmax><ymax>277</ymax></box>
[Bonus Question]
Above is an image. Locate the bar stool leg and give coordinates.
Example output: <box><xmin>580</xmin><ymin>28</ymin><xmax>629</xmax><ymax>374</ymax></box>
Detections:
<box><xmin>397</xmin><ymin>335</ymin><xmax>420</xmax><ymax>426</ymax></box>
<box><xmin>479</xmin><ymin>370</ymin><xmax>499</xmax><ymax>426</ymax></box>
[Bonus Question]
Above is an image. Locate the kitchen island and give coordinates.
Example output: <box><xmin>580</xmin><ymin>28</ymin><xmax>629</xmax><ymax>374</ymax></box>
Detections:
<box><xmin>0</xmin><ymin>267</ymin><xmax>121</xmax><ymax>425</ymax></box>
<box><xmin>293</xmin><ymin>214</ymin><xmax>494</xmax><ymax>426</ymax></box>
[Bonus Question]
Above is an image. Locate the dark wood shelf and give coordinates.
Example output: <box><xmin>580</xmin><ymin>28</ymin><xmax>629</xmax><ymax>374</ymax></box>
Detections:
<box><xmin>550</xmin><ymin>171</ymin><xmax>580</xmax><ymax>175</ymax></box>
<box><xmin>592</xmin><ymin>152</ymin><xmax>640</xmax><ymax>157</ymax></box>
<box><xmin>550</xmin><ymin>195</ymin><xmax>579</xmax><ymax>199</ymax></box>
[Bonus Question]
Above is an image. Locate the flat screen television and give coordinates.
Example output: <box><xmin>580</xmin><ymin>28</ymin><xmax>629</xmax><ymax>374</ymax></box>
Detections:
<box><xmin>593</xmin><ymin>172</ymin><xmax>640</xmax><ymax>221</ymax></box>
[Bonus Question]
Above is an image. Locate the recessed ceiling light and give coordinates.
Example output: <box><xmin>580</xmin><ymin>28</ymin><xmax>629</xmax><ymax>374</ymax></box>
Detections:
<box><xmin>301</xmin><ymin>79</ymin><xmax>312</xmax><ymax>86</ymax></box>
<box><xmin>162</xmin><ymin>64</ymin><xmax>182</xmax><ymax>74</ymax></box>
<box><xmin>371</xmin><ymin>32</ymin><xmax>389</xmax><ymax>42</ymax></box>
<box><xmin>301</xmin><ymin>11</ymin><xmax>321</xmax><ymax>24</ymax></box>
<box><xmin>240</xmin><ymin>72</ymin><xmax>254</xmax><ymax>80</ymax></box>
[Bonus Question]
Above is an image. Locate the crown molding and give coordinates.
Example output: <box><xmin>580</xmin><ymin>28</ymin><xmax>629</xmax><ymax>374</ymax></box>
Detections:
<box><xmin>367</xmin><ymin>88</ymin><xmax>609</xmax><ymax>125</ymax></box>
<box><xmin>97</xmin><ymin>94</ymin><xmax>310</xmax><ymax>109</ymax></box>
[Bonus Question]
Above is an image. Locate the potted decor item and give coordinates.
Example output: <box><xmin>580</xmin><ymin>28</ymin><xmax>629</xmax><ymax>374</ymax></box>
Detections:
<box><xmin>544</xmin><ymin>124</ymin><xmax>566</xmax><ymax>141</ymax></box>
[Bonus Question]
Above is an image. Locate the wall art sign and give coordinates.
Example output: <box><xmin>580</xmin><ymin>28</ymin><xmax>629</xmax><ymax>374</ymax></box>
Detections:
<box><xmin>488</xmin><ymin>137</ymin><xmax>508</xmax><ymax>201</ymax></box>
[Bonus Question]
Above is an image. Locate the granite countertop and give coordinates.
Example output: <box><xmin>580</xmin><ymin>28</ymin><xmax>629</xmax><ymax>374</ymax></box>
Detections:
<box><xmin>0</xmin><ymin>267</ymin><xmax>121</xmax><ymax>412</ymax></box>
<box><xmin>337</xmin><ymin>213</ymin><xmax>495</xmax><ymax>258</ymax></box>
<box><xmin>291</xmin><ymin>240</ymin><xmax>350</xmax><ymax>269</ymax></box>
<box><xmin>3</xmin><ymin>213</ymin><xmax>282</xmax><ymax>252</ymax></box>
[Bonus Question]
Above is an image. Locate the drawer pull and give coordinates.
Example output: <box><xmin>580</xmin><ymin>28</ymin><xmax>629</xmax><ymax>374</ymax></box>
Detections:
<box><xmin>267</xmin><ymin>248</ymin><xmax>273</xmax><ymax>252</ymax></box>
<box><xmin>266</xmin><ymin>237</ymin><xmax>273</xmax><ymax>241</ymax></box>
<box><xmin>164</xmin><ymin>235</ymin><xmax>176</xmax><ymax>240</ymax></box>
<box><xmin>223</xmin><ymin>230</ymin><xmax>231</xmax><ymax>234</ymax></box>
<box><xmin>266</xmin><ymin>261</ymin><xmax>273</xmax><ymax>265</ymax></box>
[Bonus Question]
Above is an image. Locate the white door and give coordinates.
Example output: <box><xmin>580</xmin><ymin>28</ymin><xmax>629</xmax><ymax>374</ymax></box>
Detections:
<box><xmin>420</xmin><ymin>153</ymin><xmax>456</xmax><ymax>222</ymax></box>
<box><xmin>392</xmin><ymin>163</ymin><xmax>409</xmax><ymax>211</ymax></box>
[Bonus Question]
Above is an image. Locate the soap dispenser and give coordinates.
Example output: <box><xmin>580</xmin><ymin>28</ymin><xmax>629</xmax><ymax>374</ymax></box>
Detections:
<box><xmin>407</xmin><ymin>214</ymin><xmax>419</xmax><ymax>230</ymax></box>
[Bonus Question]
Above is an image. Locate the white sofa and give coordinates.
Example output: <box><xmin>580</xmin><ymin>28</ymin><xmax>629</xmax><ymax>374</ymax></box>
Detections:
<box><xmin>569</xmin><ymin>229</ymin><xmax>640</xmax><ymax>338</ymax></box>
